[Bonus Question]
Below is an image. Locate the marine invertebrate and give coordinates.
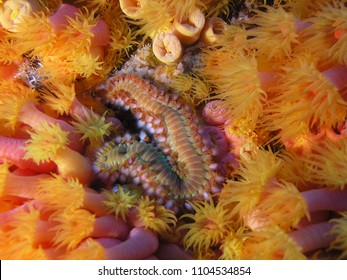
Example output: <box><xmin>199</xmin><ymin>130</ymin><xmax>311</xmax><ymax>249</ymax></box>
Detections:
<box><xmin>245</xmin><ymin>180</ymin><xmax>308</xmax><ymax>230</ymax></box>
<box><xmin>0</xmin><ymin>161</ymin><xmax>51</xmax><ymax>199</ymax></box>
<box><xmin>0</xmin><ymin>0</ymin><xmax>42</xmax><ymax>31</ymax></box>
<box><xmin>199</xmin><ymin>125</ymin><xmax>229</xmax><ymax>160</ymax></box>
<box><xmin>0</xmin><ymin>27</ymin><xmax>23</xmax><ymax>64</ymax></box>
<box><xmin>172</xmin><ymin>8</ymin><xmax>205</xmax><ymax>46</ymax></box>
<box><xmin>222</xmin><ymin>143</ymin><xmax>347</xmax><ymax>231</ymax></box>
<box><xmin>40</xmin><ymin>80</ymin><xmax>121</xmax><ymax>135</ymax></box>
<box><xmin>35</xmin><ymin>174</ymin><xmax>110</xmax><ymax>216</ymax></box>
<box><xmin>131</xmin><ymin>196</ymin><xmax>177</xmax><ymax>235</ymax></box>
<box><xmin>246</xmin><ymin>5</ymin><xmax>300</xmax><ymax>62</ymax></box>
<box><xmin>122</xmin><ymin>0</ymin><xmax>174</xmax><ymax>38</ymax></box>
<box><xmin>263</xmin><ymin>56</ymin><xmax>347</xmax><ymax>143</ymax></box>
<box><xmin>101</xmin><ymin>186</ymin><xmax>139</xmax><ymax>220</ymax></box>
<box><xmin>64</xmin><ymin>227</ymin><xmax>158</xmax><ymax>260</ymax></box>
<box><xmin>242</xmin><ymin>223</ymin><xmax>335</xmax><ymax>259</ymax></box>
<box><xmin>303</xmin><ymin>136</ymin><xmax>347</xmax><ymax>189</ymax></box>
<box><xmin>296</xmin><ymin>0</ymin><xmax>347</xmax><ymax>66</ymax></box>
<box><xmin>0</xmin><ymin>204</ymin><xmax>58</xmax><ymax>259</ymax></box>
<box><xmin>2</xmin><ymin>0</ymin><xmax>346</xmax><ymax>261</ymax></box>
<box><xmin>302</xmin><ymin>188</ymin><xmax>347</xmax><ymax>213</ymax></box>
<box><xmin>152</xmin><ymin>33</ymin><xmax>183</xmax><ymax>65</ymax></box>
<box><xmin>170</xmin><ymin>73</ymin><xmax>210</xmax><ymax>107</ymax></box>
<box><xmin>219</xmin><ymin>227</ymin><xmax>249</xmax><ymax>260</ymax></box>
<box><xmin>220</xmin><ymin>148</ymin><xmax>283</xmax><ymax>219</ymax></box>
<box><xmin>178</xmin><ymin>198</ymin><xmax>234</xmax><ymax>252</ymax></box>
<box><xmin>0</xmin><ymin>135</ymin><xmax>56</xmax><ymax>173</ymax></box>
<box><xmin>330</xmin><ymin>212</ymin><xmax>347</xmax><ymax>259</ymax></box>
<box><xmin>94</xmin><ymin>74</ymin><xmax>219</xmax><ymax>210</ymax></box>
<box><xmin>7</xmin><ymin>10</ymin><xmax>57</xmax><ymax>57</ymax></box>
<box><xmin>0</xmin><ymin>62</ymin><xmax>20</xmax><ymax>80</ymax></box>
<box><xmin>288</xmin><ymin>222</ymin><xmax>335</xmax><ymax>255</ymax></box>
<box><xmin>119</xmin><ymin>0</ymin><xmax>146</xmax><ymax>19</ymax></box>
<box><xmin>201</xmin><ymin>100</ymin><xmax>228</xmax><ymax>126</ymax></box>
<box><xmin>0</xmin><ymin>79</ymin><xmax>81</xmax><ymax>149</ymax></box>
<box><xmin>197</xmin><ymin>50</ymin><xmax>268</xmax><ymax>126</ymax></box>
<box><xmin>22</xmin><ymin>121</ymin><xmax>92</xmax><ymax>184</ymax></box>
<box><xmin>51</xmin><ymin>208</ymin><xmax>129</xmax><ymax>250</ymax></box>
<box><xmin>5</xmin><ymin>2</ymin><xmax>113</xmax><ymax>84</ymax></box>
<box><xmin>48</xmin><ymin>3</ymin><xmax>79</xmax><ymax>33</ymax></box>
<box><xmin>71</xmin><ymin>108</ymin><xmax>114</xmax><ymax>156</ymax></box>
<box><xmin>40</xmin><ymin>81</ymin><xmax>79</xmax><ymax>116</ymax></box>
<box><xmin>57</xmin><ymin>7</ymin><xmax>109</xmax><ymax>49</ymax></box>
<box><xmin>200</xmin><ymin>17</ymin><xmax>227</xmax><ymax>45</ymax></box>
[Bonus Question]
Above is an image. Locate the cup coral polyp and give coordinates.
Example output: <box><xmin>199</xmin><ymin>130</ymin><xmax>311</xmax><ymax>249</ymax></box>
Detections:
<box><xmin>246</xmin><ymin>6</ymin><xmax>300</xmax><ymax>62</ymax></box>
<box><xmin>179</xmin><ymin>197</ymin><xmax>234</xmax><ymax>253</ymax></box>
<box><xmin>263</xmin><ymin>55</ymin><xmax>347</xmax><ymax>143</ymax></box>
<box><xmin>297</xmin><ymin>0</ymin><xmax>347</xmax><ymax>66</ymax></box>
<box><xmin>1</xmin><ymin>0</ymin><xmax>347</xmax><ymax>261</ymax></box>
<box><xmin>22</xmin><ymin>121</ymin><xmax>92</xmax><ymax>184</ymax></box>
<box><xmin>172</xmin><ymin>8</ymin><xmax>205</xmax><ymax>46</ymax></box>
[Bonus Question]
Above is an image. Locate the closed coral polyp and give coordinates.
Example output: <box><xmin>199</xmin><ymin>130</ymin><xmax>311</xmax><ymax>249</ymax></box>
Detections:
<box><xmin>152</xmin><ymin>32</ymin><xmax>182</xmax><ymax>64</ymax></box>
<box><xmin>119</xmin><ymin>0</ymin><xmax>145</xmax><ymax>19</ymax></box>
<box><xmin>172</xmin><ymin>8</ymin><xmax>205</xmax><ymax>46</ymax></box>
<box><xmin>200</xmin><ymin>17</ymin><xmax>227</xmax><ymax>45</ymax></box>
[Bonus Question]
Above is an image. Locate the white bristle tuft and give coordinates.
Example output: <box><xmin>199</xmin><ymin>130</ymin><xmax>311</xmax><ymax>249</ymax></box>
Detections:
<box><xmin>137</xmin><ymin>120</ymin><xmax>145</xmax><ymax>128</ymax></box>
<box><xmin>139</xmin><ymin>130</ymin><xmax>147</xmax><ymax>141</ymax></box>
<box><xmin>209</xmin><ymin>163</ymin><xmax>218</xmax><ymax>170</ymax></box>
<box><xmin>133</xmin><ymin>177</ymin><xmax>140</xmax><ymax>185</ymax></box>
<box><xmin>165</xmin><ymin>200</ymin><xmax>174</xmax><ymax>209</ymax></box>
<box><xmin>146</xmin><ymin>188</ymin><xmax>155</xmax><ymax>195</ymax></box>
<box><xmin>203</xmin><ymin>192</ymin><xmax>210</xmax><ymax>201</ymax></box>
<box><xmin>184</xmin><ymin>202</ymin><xmax>193</xmax><ymax>211</ymax></box>
<box><xmin>124</xmin><ymin>133</ymin><xmax>131</xmax><ymax>141</ymax></box>
<box><xmin>211</xmin><ymin>186</ymin><xmax>221</xmax><ymax>193</ymax></box>
<box><xmin>216</xmin><ymin>175</ymin><xmax>225</xmax><ymax>183</ymax></box>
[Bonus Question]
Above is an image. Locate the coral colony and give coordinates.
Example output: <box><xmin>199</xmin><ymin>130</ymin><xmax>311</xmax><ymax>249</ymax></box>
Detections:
<box><xmin>0</xmin><ymin>0</ymin><xmax>347</xmax><ymax>260</ymax></box>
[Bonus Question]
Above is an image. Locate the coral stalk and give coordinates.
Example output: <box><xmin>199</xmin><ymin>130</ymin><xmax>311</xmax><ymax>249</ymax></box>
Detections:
<box><xmin>63</xmin><ymin>227</ymin><xmax>158</xmax><ymax>260</ymax></box>
<box><xmin>19</xmin><ymin>102</ymin><xmax>71</xmax><ymax>131</ymax></box>
<box><xmin>103</xmin><ymin>227</ymin><xmax>158</xmax><ymax>260</ymax></box>
<box><xmin>89</xmin><ymin>19</ymin><xmax>110</xmax><ymax>47</ymax></box>
<box><xmin>49</xmin><ymin>3</ymin><xmax>79</xmax><ymax>33</ymax></box>
<box><xmin>0</xmin><ymin>162</ymin><xmax>51</xmax><ymax>198</ymax></box>
<box><xmin>90</xmin><ymin>215</ymin><xmax>129</xmax><ymax>239</ymax></box>
<box><xmin>321</xmin><ymin>65</ymin><xmax>347</xmax><ymax>92</ymax></box>
<box><xmin>0</xmin><ymin>135</ymin><xmax>56</xmax><ymax>173</ymax></box>
<box><xmin>53</xmin><ymin>147</ymin><xmax>92</xmax><ymax>184</ymax></box>
<box><xmin>288</xmin><ymin>222</ymin><xmax>335</xmax><ymax>253</ymax></box>
<box><xmin>302</xmin><ymin>188</ymin><xmax>347</xmax><ymax>213</ymax></box>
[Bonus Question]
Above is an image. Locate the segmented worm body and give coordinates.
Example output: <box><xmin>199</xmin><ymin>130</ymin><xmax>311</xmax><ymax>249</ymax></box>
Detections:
<box><xmin>94</xmin><ymin>74</ymin><xmax>221</xmax><ymax>210</ymax></box>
